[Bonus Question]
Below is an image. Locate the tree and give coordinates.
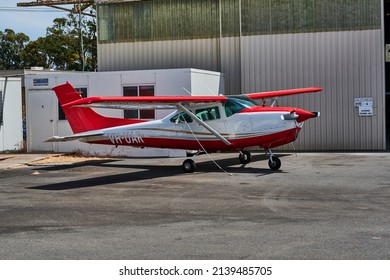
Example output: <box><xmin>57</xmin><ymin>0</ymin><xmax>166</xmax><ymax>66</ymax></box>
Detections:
<box><xmin>31</xmin><ymin>5</ymin><xmax>97</xmax><ymax>71</ymax></box>
<box><xmin>62</xmin><ymin>6</ymin><xmax>97</xmax><ymax>71</ymax></box>
<box><xmin>1</xmin><ymin>4</ymin><xmax>97</xmax><ymax>71</ymax></box>
<box><xmin>44</xmin><ymin>17</ymin><xmax>79</xmax><ymax>70</ymax></box>
<box><xmin>0</xmin><ymin>29</ymin><xmax>30</xmax><ymax>70</ymax></box>
<box><xmin>23</xmin><ymin>37</ymin><xmax>49</xmax><ymax>68</ymax></box>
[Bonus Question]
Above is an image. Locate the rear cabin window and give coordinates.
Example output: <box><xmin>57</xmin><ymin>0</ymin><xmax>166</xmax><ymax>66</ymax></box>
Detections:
<box><xmin>195</xmin><ymin>106</ymin><xmax>220</xmax><ymax>121</ymax></box>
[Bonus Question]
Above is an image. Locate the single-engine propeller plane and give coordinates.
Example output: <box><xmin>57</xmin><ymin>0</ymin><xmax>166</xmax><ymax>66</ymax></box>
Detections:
<box><xmin>48</xmin><ymin>82</ymin><xmax>321</xmax><ymax>173</ymax></box>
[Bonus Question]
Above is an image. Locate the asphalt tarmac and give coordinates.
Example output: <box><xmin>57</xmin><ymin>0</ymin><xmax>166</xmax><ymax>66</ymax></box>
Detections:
<box><xmin>0</xmin><ymin>152</ymin><xmax>390</xmax><ymax>260</ymax></box>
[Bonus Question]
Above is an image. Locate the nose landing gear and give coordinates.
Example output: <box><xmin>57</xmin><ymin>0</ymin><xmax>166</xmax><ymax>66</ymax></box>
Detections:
<box><xmin>266</xmin><ymin>149</ymin><xmax>281</xmax><ymax>170</ymax></box>
<box><xmin>238</xmin><ymin>149</ymin><xmax>282</xmax><ymax>171</ymax></box>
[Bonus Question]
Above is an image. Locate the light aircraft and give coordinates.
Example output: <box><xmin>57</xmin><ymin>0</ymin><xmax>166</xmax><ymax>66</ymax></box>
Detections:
<box><xmin>48</xmin><ymin>82</ymin><xmax>321</xmax><ymax>173</ymax></box>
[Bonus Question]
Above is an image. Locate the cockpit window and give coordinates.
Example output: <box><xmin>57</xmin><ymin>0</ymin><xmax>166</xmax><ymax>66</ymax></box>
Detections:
<box><xmin>170</xmin><ymin>112</ymin><xmax>193</xmax><ymax>123</ymax></box>
<box><xmin>223</xmin><ymin>96</ymin><xmax>257</xmax><ymax>117</ymax></box>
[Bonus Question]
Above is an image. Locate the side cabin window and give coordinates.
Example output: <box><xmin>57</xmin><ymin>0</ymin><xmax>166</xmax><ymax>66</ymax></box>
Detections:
<box><xmin>170</xmin><ymin>112</ymin><xmax>193</xmax><ymax>123</ymax></box>
<box><xmin>170</xmin><ymin>106</ymin><xmax>221</xmax><ymax>124</ymax></box>
<box><xmin>195</xmin><ymin>106</ymin><xmax>220</xmax><ymax>121</ymax></box>
<box><xmin>223</xmin><ymin>97</ymin><xmax>257</xmax><ymax>117</ymax></box>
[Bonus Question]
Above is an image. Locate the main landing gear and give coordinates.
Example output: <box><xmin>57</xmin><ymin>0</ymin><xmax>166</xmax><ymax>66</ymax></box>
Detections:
<box><xmin>238</xmin><ymin>149</ymin><xmax>282</xmax><ymax>171</ymax></box>
<box><xmin>182</xmin><ymin>158</ymin><xmax>196</xmax><ymax>173</ymax></box>
<box><xmin>181</xmin><ymin>150</ymin><xmax>282</xmax><ymax>173</ymax></box>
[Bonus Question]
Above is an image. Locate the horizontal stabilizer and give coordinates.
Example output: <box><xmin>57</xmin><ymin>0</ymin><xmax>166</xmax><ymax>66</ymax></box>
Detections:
<box><xmin>45</xmin><ymin>132</ymin><xmax>104</xmax><ymax>142</ymax></box>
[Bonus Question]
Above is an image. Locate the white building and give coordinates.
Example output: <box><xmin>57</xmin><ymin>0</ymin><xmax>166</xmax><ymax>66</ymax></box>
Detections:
<box><xmin>25</xmin><ymin>68</ymin><xmax>223</xmax><ymax>157</ymax></box>
<box><xmin>0</xmin><ymin>77</ymin><xmax>23</xmax><ymax>152</ymax></box>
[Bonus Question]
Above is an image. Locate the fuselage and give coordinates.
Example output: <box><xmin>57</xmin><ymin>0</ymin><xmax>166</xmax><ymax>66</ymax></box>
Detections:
<box><xmin>85</xmin><ymin>96</ymin><xmax>310</xmax><ymax>152</ymax></box>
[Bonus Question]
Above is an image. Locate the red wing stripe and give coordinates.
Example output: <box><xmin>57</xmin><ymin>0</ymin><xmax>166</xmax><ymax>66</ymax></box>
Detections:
<box><xmin>246</xmin><ymin>87</ymin><xmax>322</xmax><ymax>100</ymax></box>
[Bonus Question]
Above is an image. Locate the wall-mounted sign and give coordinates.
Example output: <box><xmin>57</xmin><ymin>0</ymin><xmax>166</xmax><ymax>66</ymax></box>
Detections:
<box><xmin>354</xmin><ymin>97</ymin><xmax>373</xmax><ymax>117</ymax></box>
<box><xmin>33</xmin><ymin>78</ymin><xmax>49</xmax><ymax>86</ymax></box>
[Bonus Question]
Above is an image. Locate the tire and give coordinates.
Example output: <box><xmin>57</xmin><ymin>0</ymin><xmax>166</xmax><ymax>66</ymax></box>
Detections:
<box><xmin>268</xmin><ymin>156</ymin><xmax>281</xmax><ymax>170</ymax></box>
<box><xmin>182</xmin><ymin>159</ymin><xmax>196</xmax><ymax>173</ymax></box>
<box><xmin>238</xmin><ymin>151</ymin><xmax>252</xmax><ymax>164</ymax></box>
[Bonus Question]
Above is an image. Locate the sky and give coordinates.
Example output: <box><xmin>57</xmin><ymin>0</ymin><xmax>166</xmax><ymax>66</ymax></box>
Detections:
<box><xmin>0</xmin><ymin>0</ymin><xmax>69</xmax><ymax>40</ymax></box>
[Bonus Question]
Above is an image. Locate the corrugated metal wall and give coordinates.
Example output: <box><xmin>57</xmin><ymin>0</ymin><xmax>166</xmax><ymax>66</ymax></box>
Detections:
<box><xmin>240</xmin><ymin>30</ymin><xmax>385</xmax><ymax>150</ymax></box>
<box><xmin>97</xmin><ymin>0</ymin><xmax>385</xmax><ymax>151</ymax></box>
<box><xmin>99</xmin><ymin>29</ymin><xmax>385</xmax><ymax>151</ymax></box>
<box><xmin>98</xmin><ymin>39</ymin><xmax>220</xmax><ymax>72</ymax></box>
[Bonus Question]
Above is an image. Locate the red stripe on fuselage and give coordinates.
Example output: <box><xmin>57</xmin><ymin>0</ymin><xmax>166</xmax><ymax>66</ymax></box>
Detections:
<box><xmin>89</xmin><ymin>127</ymin><xmax>301</xmax><ymax>151</ymax></box>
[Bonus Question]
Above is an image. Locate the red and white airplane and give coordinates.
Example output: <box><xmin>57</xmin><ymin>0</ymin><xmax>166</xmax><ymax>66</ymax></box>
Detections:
<box><xmin>48</xmin><ymin>82</ymin><xmax>321</xmax><ymax>173</ymax></box>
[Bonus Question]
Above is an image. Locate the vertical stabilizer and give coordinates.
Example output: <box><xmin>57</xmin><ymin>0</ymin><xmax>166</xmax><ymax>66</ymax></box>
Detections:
<box><xmin>52</xmin><ymin>82</ymin><xmax>144</xmax><ymax>134</ymax></box>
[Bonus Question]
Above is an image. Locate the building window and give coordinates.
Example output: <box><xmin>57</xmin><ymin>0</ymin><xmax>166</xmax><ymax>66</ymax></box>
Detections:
<box><xmin>58</xmin><ymin>88</ymin><xmax>87</xmax><ymax>120</ymax></box>
<box><xmin>123</xmin><ymin>85</ymin><xmax>155</xmax><ymax>119</ymax></box>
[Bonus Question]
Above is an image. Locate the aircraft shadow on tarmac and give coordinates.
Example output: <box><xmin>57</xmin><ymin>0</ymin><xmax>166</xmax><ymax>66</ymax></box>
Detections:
<box><xmin>27</xmin><ymin>154</ymin><xmax>290</xmax><ymax>191</ymax></box>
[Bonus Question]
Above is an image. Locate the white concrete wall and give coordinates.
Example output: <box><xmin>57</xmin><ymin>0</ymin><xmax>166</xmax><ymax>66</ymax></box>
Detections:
<box><xmin>0</xmin><ymin>78</ymin><xmax>23</xmax><ymax>152</ymax></box>
<box><xmin>25</xmin><ymin>69</ymin><xmax>223</xmax><ymax>157</ymax></box>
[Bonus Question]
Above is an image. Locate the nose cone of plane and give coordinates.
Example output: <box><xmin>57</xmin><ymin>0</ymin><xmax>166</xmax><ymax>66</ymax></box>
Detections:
<box><xmin>295</xmin><ymin>109</ymin><xmax>320</xmax><ymax>123</ymax></box>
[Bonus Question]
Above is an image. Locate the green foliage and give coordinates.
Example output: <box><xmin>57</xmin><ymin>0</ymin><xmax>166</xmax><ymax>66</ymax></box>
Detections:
<box><xmin>0</xmin><ymin>5</ymin><xmax>97</xmax><ymax>71</ymax></box>
<box><xmin>0</xmin><ymin>29</ymin><xmax>30</xmax><ymax>70</ymax></box>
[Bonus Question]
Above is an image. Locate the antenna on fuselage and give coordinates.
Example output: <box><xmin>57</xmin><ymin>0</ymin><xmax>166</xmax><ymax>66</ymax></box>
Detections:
<box><xmin>182</xmin><ymin>87</ymin><xmax>192</xmax><ymax>95</ymax></box>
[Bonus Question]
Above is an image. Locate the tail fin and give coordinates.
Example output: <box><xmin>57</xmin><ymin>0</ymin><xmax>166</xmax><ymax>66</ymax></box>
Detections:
<box><xmin>52</xmin><ymin>82</ymin><xmax>144</xmax><ymax>134</ymax></box>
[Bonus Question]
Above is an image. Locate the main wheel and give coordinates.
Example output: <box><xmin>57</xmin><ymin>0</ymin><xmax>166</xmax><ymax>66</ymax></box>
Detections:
<box><xmin>238</xmin><ymin>151</ymin><xmax>252</xmax><ymax>164</ymax></box>
<box><xmin>182</xmin><ymin>159</ymin><xmax>196</xmax><ymax>173</ymax></box>
<box><xmin>268</xmin><ymin>156</ymin><xmax>281</xmax><ymax>170</ymax></box>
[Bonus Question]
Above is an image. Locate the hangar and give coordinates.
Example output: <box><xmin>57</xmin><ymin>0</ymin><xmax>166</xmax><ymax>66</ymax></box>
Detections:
<box><xmin>95</xmin><ymin>0</ymin><xmax>386</xmax><ymax>151</ymax></box>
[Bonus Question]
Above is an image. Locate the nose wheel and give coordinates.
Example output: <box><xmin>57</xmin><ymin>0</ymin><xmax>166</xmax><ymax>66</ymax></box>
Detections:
<box><xmin>268</xmin><ymin>156</ymin><xmax>281</xmax><ymax>170</ymax></box>
<box><xmin>267</xmin><ymin>150</ymin><xmax>281</xmax><ymax>170</ymax></box>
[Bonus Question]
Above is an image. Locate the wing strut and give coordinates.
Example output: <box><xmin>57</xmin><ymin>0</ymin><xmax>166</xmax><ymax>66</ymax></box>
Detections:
<box><xmin>176</xmin><ymin>104</ymin><xmax>231</xmax><ymax>146</ymax></box>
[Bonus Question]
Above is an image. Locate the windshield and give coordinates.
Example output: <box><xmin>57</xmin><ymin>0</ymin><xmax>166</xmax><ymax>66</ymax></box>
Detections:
<box><xmin>223</xmin><ymin>96</ymin><xmax>257</xmax><ymax>117</ymax></box>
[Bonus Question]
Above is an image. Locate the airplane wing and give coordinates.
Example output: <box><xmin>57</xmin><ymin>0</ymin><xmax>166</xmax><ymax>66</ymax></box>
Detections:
<box><xmin>245</xmin><ymin>87</ymin><xmax>322</xmax><ymax>100</ymax></box>
<box><xmin>63</xmin><ymin>87</ymin><xmax>321</xmax><ymax>109</ymax></box>
<box><xmin>64</xmin><ymin>95</ymin><xmax>228</xmax><ymax>110</ymax></box>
